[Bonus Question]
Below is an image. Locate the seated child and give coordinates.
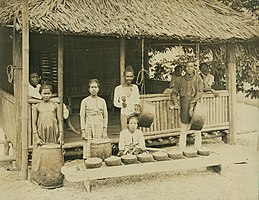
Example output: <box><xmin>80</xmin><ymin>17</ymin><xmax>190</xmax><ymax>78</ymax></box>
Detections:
<box><xmin>118</xmin><ymin>115</ymin><xmax>146</xmax><ymax>156</ymax></box>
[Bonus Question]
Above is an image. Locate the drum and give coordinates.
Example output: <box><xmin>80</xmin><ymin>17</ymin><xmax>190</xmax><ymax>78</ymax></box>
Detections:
<box><xmin>138</xmin><ymin>100</ymin><xmax>155</xmax><ymax>128</ymax></box>
<box><xmin>31</xmin><ymin>144</ymin><xmax>64</xmax><ymax>189</ymax></box>
<box><xmin>90</xmin><ymin>139</ymin><xmax>112</xmax><ymax>160</ymax></box>
<box><xmin>190</xmin><ymin>102</ymin><xmax>207</xmax><ymax>130</ymax></box>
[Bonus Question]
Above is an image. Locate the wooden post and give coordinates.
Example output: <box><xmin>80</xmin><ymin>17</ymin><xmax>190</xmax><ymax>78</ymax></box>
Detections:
<box><xmin>140</xmin><ymin>38</ymin><xmax>145</xmax><ymax>94</ymax></box>
<box><xmin>13</xmin><ymin>32</ymin><xmax>22</xmax><ymax>170</ymax></box>
<box><xmin>21</xmin><ymin>0</ymin><xmax>29</xmax><ymax>180</ymax></box>
<box><xmin>196</xmin><ymin>43</ymin><xmax>200</xmax><ymax>68</ymax></box>
<box><xmin>58</xmin><ymin>34</ymin><xmax>64</xmax><ymax>141</ymax></box>
<box><xmin>226</xmin><ymin>42</ymin><xmax>237</xmax><ymax>144</ymax></box>
<box><xmin>120</xmin><ymin>37</ymin><xmax>125</xmax><ymax>85</ymax></box>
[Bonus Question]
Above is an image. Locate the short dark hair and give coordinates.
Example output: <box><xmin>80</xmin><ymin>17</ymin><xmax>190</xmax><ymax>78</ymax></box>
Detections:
<box><xmin>200</xmin><ymin>62</ymin><xmax>208</xmax><ymax>69</ymax></box>
<box><xmin>127</xmin><ymin>114</ymin><xmax>139</xmax><ymax>124</ymax></box>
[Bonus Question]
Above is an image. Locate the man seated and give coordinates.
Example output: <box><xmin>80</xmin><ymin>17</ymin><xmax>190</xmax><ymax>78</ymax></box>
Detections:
<box><xmin>29</xmin><ymin>72</ymin><xmax>80</xmax><ymax>134</ymax></box>
<box><xmin>199</xmin><ymin>63</ymin><xmax>219</xmax><ymax>97</ymax></box>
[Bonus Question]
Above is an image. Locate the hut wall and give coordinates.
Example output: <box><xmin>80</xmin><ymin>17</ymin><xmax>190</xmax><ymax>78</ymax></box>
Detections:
<box><xmin>62</xmin><ymin>36</ymin><xmax>121</xmax><ymax>110</ymax></box>
<box><xmin>0</xmin><ymin>89</ymin><xmax>16</xmax><ymax>144</ymax></box>
<box><xmin>0</xmin><ymin>28</ymin><xmax>13</xmax><ymax>94</ymax></box>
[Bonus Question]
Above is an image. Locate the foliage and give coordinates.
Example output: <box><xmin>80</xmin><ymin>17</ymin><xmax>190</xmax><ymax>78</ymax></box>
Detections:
<box><xmin>235</xmin><ymin>43</ymin><xmax>259</xmax><ymax>98</ymax></box>
<box><xmin>148</xmin><ymin>46</ymin><xmax>197</xmax><ymax>81</ymax></box>
<box><xmin>219</xmin><ymin>0</ymin><xmax>259</xmax><ymax>19</ymax></box>
<box><xmin>148</xmin><ymin>42</ymin><xmax>259</xmax><ymax>98</ymax></box>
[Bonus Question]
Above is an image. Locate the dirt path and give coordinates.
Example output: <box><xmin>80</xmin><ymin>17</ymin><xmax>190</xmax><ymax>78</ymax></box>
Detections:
<box><xmin>0</xmin><ymin>132</ymin><xmax>258</xmax><ymax>200</ymax></box>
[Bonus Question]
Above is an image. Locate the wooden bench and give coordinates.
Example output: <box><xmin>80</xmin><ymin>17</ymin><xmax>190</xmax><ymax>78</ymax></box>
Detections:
<box><xmin>61</xmin><ymin>154</ymin><xmax>224</xmax><ymax>193</ymax></box>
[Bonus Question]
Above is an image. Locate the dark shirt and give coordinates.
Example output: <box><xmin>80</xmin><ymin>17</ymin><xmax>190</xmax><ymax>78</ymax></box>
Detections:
<box><xmin>171</xmin><ymin>74</ymin><xmax>203</xmax><ymax>124</ymax></box>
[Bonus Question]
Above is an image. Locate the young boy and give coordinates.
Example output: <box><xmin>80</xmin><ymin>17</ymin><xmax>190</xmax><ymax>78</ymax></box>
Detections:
<box><xmin>170</xmin><ymin>61</ymin><xmax>204</xmax><ymax>150</ymax></box>
<box><xmin>113</xmin><ymin>65</ymin><xmax>140</xmax><ymax>130</ymax></box>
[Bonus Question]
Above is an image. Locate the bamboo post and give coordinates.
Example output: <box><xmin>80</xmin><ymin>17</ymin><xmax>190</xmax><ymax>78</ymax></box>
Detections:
<box><xmin>120</xmin><ymin>37</ymin><xmax>125</xmax><ymax>85</ymax></box>
<box><xmin>196</xmin><ymin>43</ymin><xmax>200</xmax><ymax>68</ymax></box>
<box><xmin>140</xmin><ymin>38</ymin><xmax>145</xmax><ymax>94</ymax></box>
<box><xmin>13</xmin><ymin>32</ymin><xmax>22</xmax><ymax>170</ymax></box>
<box><xmin>226</xmin><ymin>42</ymin><xmax>237</xmax><ymax>144</ymax></box>
<box><xmin>21</xmin><ymin>0</ymin><xmax>29</xmax><ymax>180</ymax></box>
<box><xmin>58</xmin><ymin>34</ymin><xmax>64</xmax><ymax>142</ymax></box>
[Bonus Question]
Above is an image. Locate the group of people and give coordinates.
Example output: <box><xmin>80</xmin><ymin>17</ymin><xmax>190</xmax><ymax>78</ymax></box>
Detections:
<box><xmin>30</xmin><ymin>61</ymin><xmax>217</xmax><ymax>167</ymax></box>
<box><xmin>29</xmin><ymin>65</ymin><xmax>145</xmax><ymax>162</ymax></box>
<box><xmin>169</xmin><ymin>62</ymin><xmax>219</xmax><ymax>150</ymax></box>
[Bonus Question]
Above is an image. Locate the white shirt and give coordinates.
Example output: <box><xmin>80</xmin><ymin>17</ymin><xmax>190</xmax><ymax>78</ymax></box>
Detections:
<box><xmin>113</xmin><ymin>84</ymin><xmax>140</xmax><ymax>115</ymax></box>
<box><xmin>203</xmin><ymin>74</ymin><xmax>214</xmax><ymax>88</ymax></box>
<box><xmin>118</xmin><ymin>129</ymin><xmax>145</xmax><ymax>151</ymax></box>
<box><xmin>28</xmin><ymin>84</ymin><xmax>42</xmax><ymax>99</ymax></box>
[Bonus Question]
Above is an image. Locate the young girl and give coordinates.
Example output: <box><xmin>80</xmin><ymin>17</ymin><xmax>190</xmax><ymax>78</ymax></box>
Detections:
<box><xmin>31</xmin><ymin>84</ymin><xmax>63</xmax><ymax>184</ymax></box>
<box><xmin>80</xmin><ymin>79</ymin><xmax>108</xmax><ymax>159</ymax></box>
<box><xmin>32</xmin><ymin>83</ymin><xmax>63</xmax><ymax>145</ymax></box>
<box><xmin>113</xmin><ymin>65</ymin><xmax>140</xmax><ymax>130</ymax></box>
<box><xmin>118</xmin><ymin>115</ymin><xmax>146</xmax><ymax>156</ymax></box>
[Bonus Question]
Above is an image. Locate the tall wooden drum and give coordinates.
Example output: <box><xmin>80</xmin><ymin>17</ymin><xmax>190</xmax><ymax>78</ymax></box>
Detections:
<box><xmin>90</xmin><ymin>139</ymin><xmax>112</xmax><ymax>160</ymax></box>
<box><xmin>138</xmin><ymin>100</ymin><xmax>155</xmax><ymax>128</ymax></box>
<box><xmin>31</xmin><ymin>144</ymin><xmax>64</xmax><ymax>189</ymax></box>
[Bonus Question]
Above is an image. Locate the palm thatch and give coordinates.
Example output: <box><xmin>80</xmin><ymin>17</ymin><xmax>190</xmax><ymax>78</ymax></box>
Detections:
<box><xmin>0</xmin><ymin>0</ymin><xmax>258</xmax><ymax>42</ymax></box>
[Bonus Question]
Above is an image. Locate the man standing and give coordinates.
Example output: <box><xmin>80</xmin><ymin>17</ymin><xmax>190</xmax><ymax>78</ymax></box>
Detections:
<box><xmin>113</xmin><ymin>65</ymin><xmax>140</xmax><ymax>130</ymax></box>
<box><xmin>170</xmin><ymin>62</ymin><xmax>203</xmax><ymax>150</ymax></box>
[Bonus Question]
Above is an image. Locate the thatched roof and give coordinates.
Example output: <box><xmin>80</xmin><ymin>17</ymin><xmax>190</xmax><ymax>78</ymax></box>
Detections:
<box><xmin>0</xmin><ymin>0</ymin><xmax>258</xmax><ymax>42</ymax></box>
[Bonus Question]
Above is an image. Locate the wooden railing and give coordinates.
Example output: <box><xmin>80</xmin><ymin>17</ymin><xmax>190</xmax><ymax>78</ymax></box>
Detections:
<box><xmin>26</xmin><ymin>91</ymin><xmax>229</xmax><ymax>147</ymax></box>
<box><xmin>0</xmin><ymin>89</ymin><xmax>16</xmax><ymax>144</ymax></box>
<box><xmin>140</xmin><ymin>90</ymin><xmax>229</xmax><ymax>138</ymax></box>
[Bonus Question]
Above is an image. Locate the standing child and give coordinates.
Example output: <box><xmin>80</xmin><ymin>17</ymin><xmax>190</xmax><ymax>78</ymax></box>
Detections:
<box><xmin>114</xmin><ymin>65</ymin><xmax>140</xmax><ymax>130</ymax></box>
<box><xmin>80</xmin><ymin>79</ymin><xmax>108</xmax><ymax>159</ymax></box>
<box><xmin>118</xmin><ymin>115</ymin><xmax>146</xmax><ymax>156</ymax></box>
<box><xmin>31</xmin><ymin>84</ymin><xmax>63</xmax><ymax>184</ymax></box>
<box><xmin>29</xmin><ymin>72</ymin><xmax>80</xmax><ymax>134</ymax></box>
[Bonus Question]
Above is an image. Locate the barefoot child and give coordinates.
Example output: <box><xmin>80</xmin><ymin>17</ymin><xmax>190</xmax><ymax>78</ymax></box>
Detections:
<box><xmin>31</xmin><ymin>84</ymin><xmax>63</xmax><ymax>184</ymax></box>
<box><xmin>80</xmin><ymin>79</ymin><xmax>108</xmax><ymax>159</ymax></box>
<box><xmin>29</xmin><ymin>72</ymin><xmax>80</xmax><ymax>134</ymax></box>
<box><xmin>118</xmin><ymin>115</ymin><xmax>146</xmax><ymax>156</ymax></box>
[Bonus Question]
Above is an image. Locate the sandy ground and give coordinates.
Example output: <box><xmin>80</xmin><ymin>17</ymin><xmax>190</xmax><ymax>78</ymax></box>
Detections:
<box><xmin>0</xmin><ymin>132</ymin><xmax>258</xmax><ymax>200</ymax></box>
<box><xmin>0</xmin><ymin>103</ymin><xmax>258</xmax><ymax>200</ymax></box>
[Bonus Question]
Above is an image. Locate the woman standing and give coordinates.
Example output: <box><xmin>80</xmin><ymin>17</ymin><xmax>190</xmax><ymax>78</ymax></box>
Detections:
<box><xmin>80</xmin><ymin>79</ymin><xmax>108</xmax><ymax>159</ymax></box>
